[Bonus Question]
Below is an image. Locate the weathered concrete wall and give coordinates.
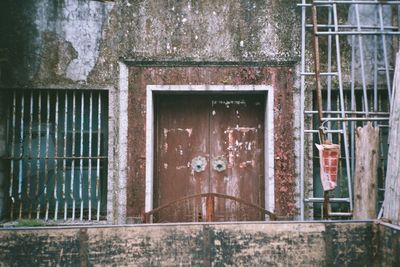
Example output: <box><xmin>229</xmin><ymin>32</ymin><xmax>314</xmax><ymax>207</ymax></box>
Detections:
<box><xmin>0</xmin><ymin>221</ymin><xmax>378</xmax><ymax>266</ymax></box>
<box><xmin>377</xmin><ymin>223</ymin><xmax>400</xmax><ymax>267</ymax></box>
<box><xmin>0</xmin><ymin>0</ymin><xmax>114</xmax><ymax>86</ymax></box>
<box><xmin>0</xmin><ymin>0</ymin><xmax>301</xmax><ymax>222</ymax></box>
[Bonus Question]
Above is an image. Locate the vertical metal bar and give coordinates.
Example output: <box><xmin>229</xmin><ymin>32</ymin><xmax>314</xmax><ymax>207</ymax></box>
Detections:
<box><xmin>327</xmin><ymin>5</ymin><xmax>333</xmax><ymax>141</ymax></box>
<box><xmin>35</xmin><ymin>92</ymin><xmax>42</xmax><ymax>219</ymax></box>
<box><xmin>62</xmin><ymin>92</ymin><xmax>68</xmax><ymax>221</ymax></box>
<box><xmin>27</xmin><ymin>91</ymin><xmax>34</xmax><ymax>218</ymax></box>
<box><xmin>378</xmin><ymin>3</ymin><xmax>393</xmax><ymax>102</ymax></box>
<box><xmin>374</xmin><ymin>35</ymin><xmax>378</xmax><ymax>112</ymax></box>
<box><xmin>354</xmin><ymin>1</ymin><xmax>370</xmax><ymax>115</ymax></box>
<box><xmin>332</xmin><ymin>2</ymin><xmax>353</xmax><ymax>212</ymax></box>
<box><xmin>18</xmin><ymin>91</ymin><xmax>25</xmax><ymax>219</ymax></box>
<box><xmin>71</xmin><ymin>91</ymin><xmax>76</xmax><ymax>221</ymax></box>
<box><xmin>44</xmin><ymin>92</ymin><xmax>50</xmax><ymax>221</ymax></box>
<box><xmin>350</xmin><ymin>34</ymin><xmax>356</xmax><ymax>180</ymax></box>
<box><xmin>96</xmin><ymin>92</ymin><xmax>102</xmax><ymax>221</ymax></box>
<box><xmin>9</xmin><ymin>91</ymin><xmax>17</xmax><ymax>220</ymax></box>
<box><xmin>300</xmin><ymin>0</ymin><xmax>307</xmax><ymax>220</ymax></box>
<box><xmin>88</xmin><ymin>92</ymin><xmax>93</xmax><ymax>221</ymax></box>
<box><xmin>54</xmin><ymin>92</ymin><xmax>59</xmax><ymax>220</ymax></box>
<box><xmin>79</xmin><ymin>92</ymin><xmax>84</xmax><ymax>221</ymax></box>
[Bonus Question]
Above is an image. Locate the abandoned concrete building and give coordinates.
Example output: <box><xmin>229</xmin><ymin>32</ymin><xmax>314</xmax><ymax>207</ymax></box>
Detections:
<box><xmin>0</xmin><ymin>0</ymin><xmax>399</xmax><ymax>266</ymax></box>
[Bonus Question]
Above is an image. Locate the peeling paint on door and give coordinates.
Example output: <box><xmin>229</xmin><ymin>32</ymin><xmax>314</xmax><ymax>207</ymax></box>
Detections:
<box><xmin>155</xmin><ymin>94</ymin><xmax>265</xmax><ymax>222</ymax></box>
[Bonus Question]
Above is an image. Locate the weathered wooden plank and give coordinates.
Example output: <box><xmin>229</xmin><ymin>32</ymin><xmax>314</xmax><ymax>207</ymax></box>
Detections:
<box><xmin>383</xmin><ymin>52</ymin><xmax>400</xmax><ymax>225</ymax></box>
<box><xmin>354</xmin><ymin>123</ymin><xmax>380</xmax><ymax>219</ymax></box>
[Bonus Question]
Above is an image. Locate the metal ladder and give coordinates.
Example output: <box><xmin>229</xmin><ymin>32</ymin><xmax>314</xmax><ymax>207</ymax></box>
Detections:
<box><xmin>299</xmin><ymin>0</ymin><xmax>399</xmax><ymax>220</ymax></box>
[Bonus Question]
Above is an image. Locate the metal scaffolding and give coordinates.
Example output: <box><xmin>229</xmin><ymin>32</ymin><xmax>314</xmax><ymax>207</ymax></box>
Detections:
<box><xmin>299</xmin><ymin>0</ymin><xmax>400</xmax><ymax>220</ymax></box>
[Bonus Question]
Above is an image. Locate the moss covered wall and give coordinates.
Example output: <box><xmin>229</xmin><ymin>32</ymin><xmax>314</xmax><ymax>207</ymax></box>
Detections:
<box><xmin>0</xmin><ymin>221</ymin><xmax>380</xmax><ymax>266</ymax></box>
<box><xmin>0</xmin><ymin>0</ymin><xmax>300</xmax><ymax>88</ymax></box>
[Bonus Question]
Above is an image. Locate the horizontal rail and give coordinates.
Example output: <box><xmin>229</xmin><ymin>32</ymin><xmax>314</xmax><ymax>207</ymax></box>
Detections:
<box><xmin>322</xmin><ymin>117</ymin><xmax>390</xmax><ymax>121</ymax></box>
<box><xmin>299</xmin><ymin>1</ymin><xmax>400</xmax><ymax>6</ymax></box>
<box><xmin>305</xmin><ymin>197</ymin><xmax>351</xmax><ymax>203</ymax></box>
<box><xmin>305</xmin><ymin>129</ymin><xmax>344</xmax><ymax>133</ymax></box>
<box><xmin>301</xmin><ymin>72</ymin><xmax>338</xmax><ymax>76</ymax></box>
<box><xmin>2</xmin><ymin>156</ymin><xmax>108</xmax><ymax>160</ymax></box>
<box><xmin>316</xmin><ymin>31</ymin><xmax>400</xmax><ymax>36</ymax></box>
<box><xmin>305</xmin><ymin>111</ymin><xmax>390</xmax><ymax>115</ymax></box>
<box><xmin>328</xmin><ymin>212</ymin><xmax>353</xmax><ymax>217</ymax></box>
<box><xmin>306</xmin><ymin>24</ymin><xmax>398</xmax><ymax>31</ymax></box>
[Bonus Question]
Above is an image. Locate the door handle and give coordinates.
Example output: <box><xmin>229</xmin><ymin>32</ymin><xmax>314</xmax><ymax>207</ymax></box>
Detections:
<box><xmin>212</xmin><ymin>157</ymin><xmax>227</xmax><ymax>172</ymax></box>
<box><xmin>191</xmin><ymin>156</ymin><xmax>207</xmax><ymax>173</ymax></box>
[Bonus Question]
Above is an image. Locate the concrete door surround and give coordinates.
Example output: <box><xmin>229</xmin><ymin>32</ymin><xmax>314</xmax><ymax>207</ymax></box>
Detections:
<box><xmin>145</xmin><ymin>85</ymin><xmax>275</xmax><ymax>219</ymax></box>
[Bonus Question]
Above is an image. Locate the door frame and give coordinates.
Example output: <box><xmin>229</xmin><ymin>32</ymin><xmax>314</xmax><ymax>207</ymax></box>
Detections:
<box><xmin>145</xmin><ymin>85</ymin><xmax>275</xmax><ymax>219</ymax></box>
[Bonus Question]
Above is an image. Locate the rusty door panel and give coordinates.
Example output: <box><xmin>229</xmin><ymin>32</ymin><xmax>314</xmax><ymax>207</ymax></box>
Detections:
<box><xmin>210</xmin><ymin>95</ymin><xmax>265</xmax><ymax>221</ymax></box>
<box><xmin>155</xmin><ymin>94</ymin><xmax>265</xmax><ymax>222</ymax></box>
<box><xmin>156</xmin><ymin>95</ymin><xmax>209</xmax><ymax>222</ymax></box>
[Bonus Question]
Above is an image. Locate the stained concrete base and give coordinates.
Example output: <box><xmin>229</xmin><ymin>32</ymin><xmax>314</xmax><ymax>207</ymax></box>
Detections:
<box><xmin>0</xmin><ymin>221</ymin><xmax>398</xmax><ymax>266</ymax></box>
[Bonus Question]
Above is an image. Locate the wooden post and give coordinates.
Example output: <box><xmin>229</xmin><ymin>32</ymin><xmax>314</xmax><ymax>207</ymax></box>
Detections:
<box><xmin>383</xmin><ymin>52</ymin><xmax>400</xmax><ymax>224</ymax></box>
<box><xmin>353</xmin><ymin>123</ymin><xmax>380</xmax><ymax>219</ymax></box>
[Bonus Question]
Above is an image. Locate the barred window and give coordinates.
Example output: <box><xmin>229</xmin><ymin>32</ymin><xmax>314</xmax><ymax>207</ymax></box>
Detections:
<box><xmin>3</xmin><ymin>89</ymin><xmax>108</xmax><ymax>221</ymax></box>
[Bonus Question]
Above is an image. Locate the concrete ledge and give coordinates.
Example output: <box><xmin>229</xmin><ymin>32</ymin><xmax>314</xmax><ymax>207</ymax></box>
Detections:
<box><xmin>1</xmin><ymin>220</ymin><xmax>396</xmax><ymax>266</ymax></box>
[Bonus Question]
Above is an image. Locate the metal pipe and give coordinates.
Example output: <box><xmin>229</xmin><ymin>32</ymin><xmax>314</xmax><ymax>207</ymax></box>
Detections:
<box><xmin>299</xmin><ymin>1</ymin><xmax>400</xmax><ymax>6</ymax></box>
<box><xmin>327</xmin><ymin>5</ymin><xmax>333</xmax><ymax>141</ymax></box>
<box><xmin>332</xmin><ymin>2</ymin><xmax>353</xmax><ymax>212</ymax></box>
<box><xmin>316</xmin><ymin>31</ymin><xmax>400</xmax><ymax>35</ymax></box>
<box><xmin>304</xmin><ymin>110</ymin><xmax>390</xmax><ymax>115</ymax></box>
<box><xmin>305</xmin><ymin>130</ymin><xmax>344</xmax><ymax>133</ymax></box>
<box><xmin>322</xmin><ymin>117</ymin><xmax>390</xmax><ymax>121</ymax></box>
<box><xmin>354</xmin><ymin>1</ymin><xmax>370</xmax><ymax>116</ymax></box>
<box><xmin>306</xmin><ymin>23</ymin><xmax>398</xmax><ymax>30</ymax></box>
<box><xmin>305</xmin><ymin>197</ymin><xmax>351</xmax><ymax>203</ymax></box>
<box><xmin>374</xmin><ymin>36</ymin><xmax>379</xmax><ymax>112</ymax></box>
<box><xmin>301</xmin><ymin>72</ymin><xmax>338</xmax><ymax>76</ymax></box>
<box><xmin>378</xmin><ymin>4</ymin><xmax>393</xmax><ymax>101</ymax></box>
<box><xmin>328</xmin><ymin>212</ymin><xmax>353</xmax><ymax>216</ymax></box>
<box><xmin>350</xmin><ymin>33</ymin><xmax>356</xmax><ymax>182</ymax></box>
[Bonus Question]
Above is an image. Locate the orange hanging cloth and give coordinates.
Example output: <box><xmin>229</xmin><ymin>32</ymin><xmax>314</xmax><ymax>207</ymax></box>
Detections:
<box><xmin>315</xmin><ymin>142</ymin><xmax>340</xmax><ymax>191</ymax></box>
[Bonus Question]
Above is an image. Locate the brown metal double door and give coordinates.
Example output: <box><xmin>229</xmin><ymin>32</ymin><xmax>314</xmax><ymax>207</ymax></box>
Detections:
<box><xmin>155</xmin><ymin>93</ymin><xmax>265</xmax><ymax>222</ymax></box>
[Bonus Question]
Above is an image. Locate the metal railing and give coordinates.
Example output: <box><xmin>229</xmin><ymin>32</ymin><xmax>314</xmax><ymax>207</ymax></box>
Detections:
<box><xmin>3</xmin><ymin>89</ymin><xmax>108</xmax><ymax>222</ymax></box>
<box><xmin>143</xmin><ymin>193</ymin><xmax>277</xmax><ymax>223</ymax></box>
